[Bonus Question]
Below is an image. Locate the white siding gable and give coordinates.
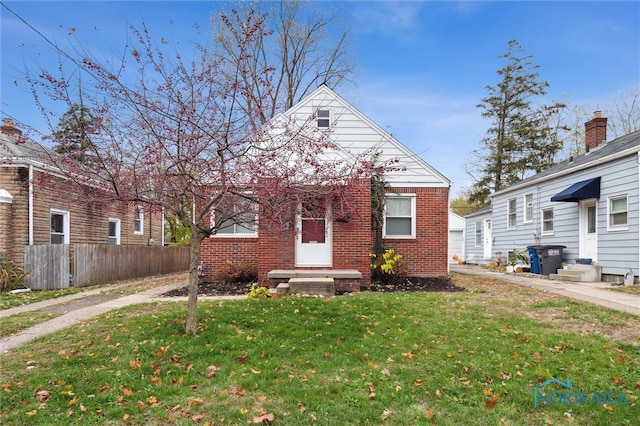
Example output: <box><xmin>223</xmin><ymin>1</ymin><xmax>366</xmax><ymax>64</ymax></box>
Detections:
<box><xmin>277</xmin><ymin>86</ymin><xmax>450</xmax><ymax>188</ymax></box>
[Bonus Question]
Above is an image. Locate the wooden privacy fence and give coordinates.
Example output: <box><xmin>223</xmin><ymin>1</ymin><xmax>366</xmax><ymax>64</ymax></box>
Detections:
<box><xmin>24</xmin><ymin>244</ymin><xmax>190</xmax><ymax>290</ymax></box>
<box><xmin>73</xmin><ymin>244</ymin><xmax>190</xmax><ymax>287</ymax></box>
<box><xmin>24</xmin><ymin>244</ymin><xmax>70</xmax><ymax>290</ymax></box>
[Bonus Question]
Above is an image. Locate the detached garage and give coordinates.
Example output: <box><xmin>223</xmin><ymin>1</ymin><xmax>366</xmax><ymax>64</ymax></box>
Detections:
<box><xmin>448</xmin><ymin>211</ymin><xmax>465</xmax><ymax>263</ymax></box>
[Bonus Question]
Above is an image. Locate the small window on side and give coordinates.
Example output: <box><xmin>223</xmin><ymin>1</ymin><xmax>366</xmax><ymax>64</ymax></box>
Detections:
<box><xmin>317</xmin><ymin>109</ymin><xmax>330</xmax><ymax>128</ymax></box>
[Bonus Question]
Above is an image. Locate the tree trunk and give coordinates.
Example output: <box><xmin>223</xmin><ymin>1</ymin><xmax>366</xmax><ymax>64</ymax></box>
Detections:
<box><xmin>185</xmin><ymin>234</ymin><xmax>204</xmax><ymax>335</ymax></box>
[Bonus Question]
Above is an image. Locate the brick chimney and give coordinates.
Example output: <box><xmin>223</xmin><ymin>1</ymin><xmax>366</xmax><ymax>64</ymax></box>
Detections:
<box><xmin>1</xmin><ymin>118</ymin><xmax>23</xmax><ymax>137</ymax></box>
<box><xmin>584</xmin><ymin>111</ymin><xmax>607</xmax><ymax>151</ymax></box>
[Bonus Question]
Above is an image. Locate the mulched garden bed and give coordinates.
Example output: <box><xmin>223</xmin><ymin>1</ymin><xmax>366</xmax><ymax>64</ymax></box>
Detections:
<box><xmin>162</xmin><ymin>276</ymin><xmax>464</xmax><ymax>297</ymax></box>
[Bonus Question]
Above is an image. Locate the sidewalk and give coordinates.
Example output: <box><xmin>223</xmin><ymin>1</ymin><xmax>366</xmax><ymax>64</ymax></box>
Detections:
<box><xmin>451</xmin><ymin>264</ymin><xmax>640</xmax><ymax>316</ymax></box>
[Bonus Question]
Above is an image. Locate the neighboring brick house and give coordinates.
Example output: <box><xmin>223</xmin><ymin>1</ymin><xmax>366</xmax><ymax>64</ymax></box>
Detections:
<box><xmin>0</xmin><ymin>120</ymin><xmax>164</xmax><ymax>270</ymax></box>
<box><xmin>199</xmin><ymin>86</ymin><xmax>451</xmax><ymax>290</ymax></box>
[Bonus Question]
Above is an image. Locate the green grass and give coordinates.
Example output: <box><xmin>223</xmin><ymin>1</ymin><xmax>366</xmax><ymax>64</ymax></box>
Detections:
<box><xmin>0</xmin><ymin>312</ymin><xmax>61</xmax><ymax>337</ymax></box>
<box><xmin>0</xmin><ymin>288</ymin><xmax>637</xmax><ymax>425</ymax></box>
<box><xmin>0</xmin><ymin>288</ymin><xmax>84</xmax><ymax>310</ymax></box>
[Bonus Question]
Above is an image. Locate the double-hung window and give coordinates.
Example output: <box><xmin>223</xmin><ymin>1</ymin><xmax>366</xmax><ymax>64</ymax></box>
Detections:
<box><xmin>542</xmin><ymin>208</ymin><xmax>554</xmax><ymax>235</ymax></box>
<box><xmin>134</xmin><ymin>206</ymin><xmax>144</xmax><ymax>235</ymax></box>
<box><xmin>50</xmin><ymin>209</ymin><xmax>69</xmax><ymax>244</ymax></box>
<box><xmin>524</xmin><ymin>194</ymin><xmax>533</xmax><ymax>223</ymax></box>
<box><xmin>608</xmin><ymin>195</ymin><xmax>628</xmax><ymax>230</ymax></box>
<box><xmin>212</xmin><ymin>197</ymin><xmax>258</xmax><ymax>237</ymax></box>
<box><xmin>507</xmin><ymin>198</ymin><xmax>517</xmax><ymax>229</ymax></box>
<box><xmin>383</xmin><ymin>195</ymin><xmax>415</xmax><ymax>238</ymax></box>
<box><xmin>108</xmin><ymin>218</ymin><xmax>121</xmax><ymax>245</ymax></box>
<box><xmin>317</xmin><ymin>109</ymin><xmax>331</xmax><ymax>128</ymax></box>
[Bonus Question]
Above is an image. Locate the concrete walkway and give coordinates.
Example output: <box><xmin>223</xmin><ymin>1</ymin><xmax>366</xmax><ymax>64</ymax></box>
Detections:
<box><xmin>2</xmin><ymin>267</ymin><xmax>639</xmax><ymax>354</ymax></box>
<box><xmin>0</xmin><ymin>274</ymin><xmax>245</xmax><ymax>354</ymax></box>
<box><xmin>451</xmin><ymin>264</ymin><xmax>640</xmax><ymax>316</ymax></box>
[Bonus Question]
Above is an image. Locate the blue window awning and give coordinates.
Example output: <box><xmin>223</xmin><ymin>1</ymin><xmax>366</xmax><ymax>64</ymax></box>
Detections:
<box><xmin>551</xmin><ymin>177</ymin><xmax>601</xmax><ymax>202</ymax></box>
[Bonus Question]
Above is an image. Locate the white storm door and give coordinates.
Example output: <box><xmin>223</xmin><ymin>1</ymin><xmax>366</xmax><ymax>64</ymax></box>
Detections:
<box><xmin>295</xmin><ymin>205</ymin><xmax>332</xmax><ymax>267</ymax></box>
<box><xmin>579</xmin><ymin>200</ymin><xmax>598</xmax><ymax>261</ymax></box>
<box><xmin>483</xmin><ymin>219</ymin><xmax>492</xmax><ymax>260</ymax></box>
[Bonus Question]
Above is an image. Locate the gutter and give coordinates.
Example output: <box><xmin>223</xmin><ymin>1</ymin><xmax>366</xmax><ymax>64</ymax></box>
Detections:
<box><xmin>491</xmin><ymin>145</ymin><xmax>640</xmax><ymax>197</ymax></box>
<box><xmin>28</xmin><ymin>164</ymin><xmax>33</xmax><ymax>245</ymax></box>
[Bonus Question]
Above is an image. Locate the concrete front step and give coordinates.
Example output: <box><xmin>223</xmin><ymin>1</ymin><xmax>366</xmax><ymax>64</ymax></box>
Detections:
<box><xmin>267</xmin><ymin>269</ymin><xmax>362</xmax><ymax>280</ymax></box>
<box><xmin>276</xmin><ymin>278</ymin><xmax>335</xmax><ymax>297</ymax></box>
<box><xmin>549</xmin><ymin>264</ymin><xmax>602</xmax><ymax>282</ymax></box>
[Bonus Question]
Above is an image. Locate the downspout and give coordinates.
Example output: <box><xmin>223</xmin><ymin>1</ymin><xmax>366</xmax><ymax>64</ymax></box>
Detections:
<box><xmin>161</xmin><ymin>207</ymin><xmax>165</xmax><ymax>246</ymax></box>
<box><xmin>28</xmin><ymin>165</ymin><xmax>34</xmax><ymax>245</ymax></box>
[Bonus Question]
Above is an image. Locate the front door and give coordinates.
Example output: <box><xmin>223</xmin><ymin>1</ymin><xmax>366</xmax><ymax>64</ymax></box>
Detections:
<box><xmin>295</xmin><ymin>203</ymin><xmax>332</xmax><ymax>266</ymax></box>
<box><xmin>483</xmin><ymin>219</ymin><xmax>492</xmax><ymax>260</ymax></box>
<box><xmin>579</xmin><ymin>199</ymin><xmax>598</xmax><ymax>261</ymax></box>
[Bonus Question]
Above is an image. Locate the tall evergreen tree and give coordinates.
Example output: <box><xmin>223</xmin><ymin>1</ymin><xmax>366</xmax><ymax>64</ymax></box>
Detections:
<box><xmin>47</xmin><ymin>103</ymin><xmax>101</xmax><ymax>163</ymax></box>
<box><xmin>468</xmin><ymin>40</ymin><xmax>566</xmax><ymax>205</ymax></box>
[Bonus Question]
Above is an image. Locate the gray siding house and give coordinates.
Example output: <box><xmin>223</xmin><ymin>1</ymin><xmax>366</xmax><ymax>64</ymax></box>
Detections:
<box><xmin>465</xmin><ymin>114</ymin><xmax>639</xmax><ymax>281</ymax></box>
<box><xmin>463</xmin><ymin>205</ymin><xmax>492</xmax><ymax>265</ymax></box>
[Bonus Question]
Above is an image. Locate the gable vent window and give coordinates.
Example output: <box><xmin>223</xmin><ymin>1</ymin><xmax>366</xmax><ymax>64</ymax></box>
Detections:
<box><xmin>317</xmin><ymin>109</ymin><xmax>330</xmax><ymax>128</ymax></box>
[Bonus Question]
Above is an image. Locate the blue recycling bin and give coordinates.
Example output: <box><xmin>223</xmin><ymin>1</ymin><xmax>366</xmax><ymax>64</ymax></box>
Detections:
<box><xmin>527</xmin><ymin>246</ymin><xmax>540</xmax><ymax>274</ymax></box>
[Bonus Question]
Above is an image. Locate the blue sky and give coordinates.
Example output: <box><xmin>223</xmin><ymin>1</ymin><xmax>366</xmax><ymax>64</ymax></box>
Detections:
<box><xmin>1</xmin><ymin>1</ymin><xmax>639</xmax><ymax>197</ymax></box>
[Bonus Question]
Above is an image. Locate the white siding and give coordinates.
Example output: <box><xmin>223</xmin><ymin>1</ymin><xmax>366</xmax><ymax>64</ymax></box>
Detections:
<box><xmin>281</xmin><ymin>86</ymin><xmax>450</xmax><ymax>188</ymax></box>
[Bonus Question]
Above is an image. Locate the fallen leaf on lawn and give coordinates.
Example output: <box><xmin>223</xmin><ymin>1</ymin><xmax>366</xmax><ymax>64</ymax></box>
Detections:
<box><xmin>230</xmin><ymin>387</ymin><xmax>245</xmax><ymax>396</ymax></box>
<box><xmin>368</xmin><ymin>382</ymin><xmax>376</xmax><ymax>399</ymax></box>
<box><xmin>120</xmin><ymin>385</ymin><xmax>133</xmax><ymax>396</ymax></box>
<box><xmin>237</xmin><ymin>351</ymin><xmax>247</xmax><ymax>364</ymax></box>
<box><xmin>425</xmin><ymin>408</ymin><xmax>434</xmax><ymax>419</ymax></box>
<box><xmin>147</xmin><ymin>395</ymin><xmax>158</xmax><ymax>405</ymax></box>
<box><xmin>250</xmin><ymin>368</ymin><xmax>262</xmax><ymax>374</ymax></box>
<box><xmin>185</xmin><ymin>363</ymin><xmax>193</xmax><ymax>372</ymax></box>
<box><xmin>249</xmin><ymin>413</ymin><xmax>275</xmax><ymax>424</ymax></box>
<box><xmin>298</xmin><ymin>403</ymin><xmax>306</xmax><ymax>413</ymax></box>
<box><xmin>156</xmin><ymin>345</ymin><xmax>170</xmax><ymax>357</ymax></box>
<box><xmin>381</xmin><ymin>368</ymin><xmax>391</xmax><ymax>376</ymax></box>
<box><xmin>310</xmin><ymin>413</ymin><xmax>317</xmax><ymax>423</ymax></box>
<box><xmin>129</xmin><ymin>359</ymin><xmax>141</xmax><ymax>369</ymax></box>
<box><xmin>207</xmin><ymin>365</ymin><xmax>220</xmax><ymax>377</ymax></box>
<box><xmin>611</xmin><ymin>376</ymin><xmax>623</xmax><ymax>385</ymax></box>
<box><xmin>137</xmin><ymin>400</ymin><xmax>147</xmax><ymax>409</ymax></box>
<box><xmin>35</xmin><ymin>390</ymin><xmax>50</xmax><ymax>403</ymax></box>
<box><xmin>380</xmin><ymin>409</ymin><xmax>392</xmax><ymax>420</ymax></box>
<box><xmin>192</xmin><ymin>413</ymin><xmax>204</xmax><ymax>422</ymax></box>
<box><xmin>402</xmin><ymin>351</ymin><xmax>415</xmax><ymax>359</ymax></box>
<box><xmin>532</xmin><ymin>352</ymin><xmax>542</xmax><ymax>362</ymax></box>
<box><xmin>68</xmin><ymin>397</ymin><xmax>78</xmax><ymax>406</ymax></box>
<box><xmin>603</xmin><ymin>404</ymin><xmax>614</xmax><ymax>412</ymax></box>
<box><xmin>367</xmin><ymin>360</ymin><xmax>379</xmax><ymax>369</ymax></box>
<box><xmin>435</xmin><ymin>389</ymin><xmax>442</xmax><ymax>399</ymax></box>
<box><xmin>187</xmin><ymin>397</ymin><xmax>204</xmax><ymax>406</ymax></box>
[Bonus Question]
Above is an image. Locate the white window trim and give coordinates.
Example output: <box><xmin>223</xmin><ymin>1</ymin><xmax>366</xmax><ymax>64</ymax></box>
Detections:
<box><xmin>134</xmin><ymin>206</ymin><xmax>144</xmax><ymax>235</ymax></box>
<box><xmin>541</xmin><ymin>207</ymin><xmax>554</xmax><ymax>236</ymax></box>
<box><xmin>317</xmin><ymin>109</ymin><xmax>331</xmax><ymax>129</ymax></box>
<box><xmin>507</xmin><ymin>198</ymin><xmax>517</xmax><ymax>229</ymax></box>
<box><xmin>383</xmin><ymin>194</ymin><xmax>416</xmax><ymax>239</ymax></box>
<box><xmin>210</xmin><ymin>205</ymin><xmax>258</xmax><ymax>238</ymax></box>
<box><xmin>474</xmin><ymin>220</ymin><xmax>482</xmax><ymax>247</ymax></box>
<box><xmin>108</xmin><ymin>218</ymin><xmax>121</xmax><ymax>245</ymax></box>
<box><xmin>523</xmin><ymin>193</ymin><xmax>533</xmax><ymax>223</ymax></box>
<box><xmin>607</xmin><ymin>193</ymin><xmax>629</xmax><ymax>231</ymax></box>
<box><xmin>50</xmin><ymin>209</ymin><xmax>70</xmax><ymax>244</ymax></box>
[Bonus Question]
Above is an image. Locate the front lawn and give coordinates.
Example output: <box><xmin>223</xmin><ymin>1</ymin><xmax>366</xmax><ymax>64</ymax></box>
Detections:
<box><xmin>0</xmin><ymin>273</ymin><xmax>637</xmax><ymax>425</ymax></box>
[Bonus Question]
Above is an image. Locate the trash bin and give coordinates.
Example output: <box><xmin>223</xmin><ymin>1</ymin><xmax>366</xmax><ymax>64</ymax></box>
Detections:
<box><xmin>535</xmin><ymin>245</ymin><xmax>566</xmax><ymax>276</ymax></box>
<box><xmin>527</xmin><ymin>246</ymin><xmax>540</xmax><ymax>274</ymax></box>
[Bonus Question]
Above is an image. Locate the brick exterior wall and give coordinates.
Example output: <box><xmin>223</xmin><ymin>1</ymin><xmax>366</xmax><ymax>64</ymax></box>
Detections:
<box><xmin>198</xmin><ymin>181</ymin><xmax>450</xmax><ymax>290</ymax></box>
<box><xmin>382</xmin><ymin>186</ymin><xmax>450</xmax><ymax>277</ymax></box>
<box><xmin>1</xmin><ymin>165</ymin><xmax>163</xmax><ymax>268</ymax></box>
